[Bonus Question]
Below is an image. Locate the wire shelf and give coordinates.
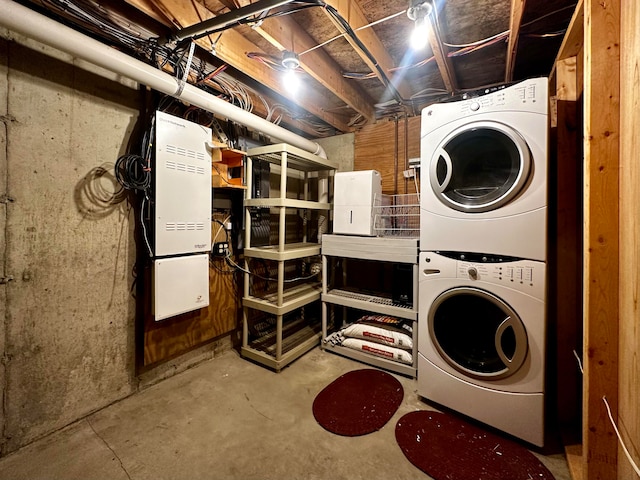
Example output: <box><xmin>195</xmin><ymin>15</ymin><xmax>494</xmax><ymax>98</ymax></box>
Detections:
<box><xmin>373</xmin><ymin>193</ymin><xmax>420</xmax><ymax>238</ymax></box>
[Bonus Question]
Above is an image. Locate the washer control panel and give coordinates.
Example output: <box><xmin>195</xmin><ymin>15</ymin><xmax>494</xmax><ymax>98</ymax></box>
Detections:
<box><xmin>427</xmin><ymin>251</ymin><xmax>546</xmax><ymax>298</ymax></box>
<box><xmin>457</xmin><ymin>261</ymin><xmax>536</xmax><ymax>286</ymax></box>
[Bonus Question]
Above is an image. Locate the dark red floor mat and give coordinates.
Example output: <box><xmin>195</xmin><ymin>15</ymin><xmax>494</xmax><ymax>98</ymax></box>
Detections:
<box><xmin>312</xmin><ymin>369</ymin><xmax>404</xmax><ymax>436</ymax></box>
<box><xmin>395</xmin><ymin>411</ymin><xmax>555</xmax><ymax>480</ymax></box>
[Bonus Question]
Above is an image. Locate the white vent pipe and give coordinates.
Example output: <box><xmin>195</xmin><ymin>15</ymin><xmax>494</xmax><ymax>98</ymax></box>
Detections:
<box><xmin>0</xmin><ymin>0</ymin><xmax>327</xmax><ymax>158</ymax></box>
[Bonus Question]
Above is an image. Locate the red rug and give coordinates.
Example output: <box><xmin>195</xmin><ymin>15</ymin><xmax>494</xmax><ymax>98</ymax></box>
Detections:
<box><xmin>395</xmin><ymin>411</ymin><xmax>555</xmax><ymax>480</ymax></box>
<box><xmin>312</xmin><ymin>369</ymin><xmax>404</xmax><ymax>436</ymax></box>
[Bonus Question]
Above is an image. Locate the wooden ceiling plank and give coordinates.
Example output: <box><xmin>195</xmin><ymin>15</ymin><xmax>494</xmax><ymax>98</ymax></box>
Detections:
<box><xmin>505</xmin><ymin>0</ymin><xmax>526</xmax><ymax>82</ymax></box>
<box><xmin>427</xmin><ymin>15</ymin><xmax>458</xmax><ymax>93</ymax></box>
<box><xmin>254</xmin><ymin>15</ymin><xmax>376</xmax><ymax>123</ymax></box>
<box><xmin>125</xmin><ymin>0</ymin><xmax>351</xmax><ymax>132</ymax></box>
<box><xmin>322</xmin><ymin>0</ymin><xmax>413</xmax><ymax>101</ymax></box>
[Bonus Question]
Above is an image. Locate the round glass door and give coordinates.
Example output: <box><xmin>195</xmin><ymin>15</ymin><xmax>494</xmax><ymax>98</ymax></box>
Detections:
<box><xmin>429</xmin><ymin>121</ymin><xmax>531</xmax><ymax>213</ymax></box>
<box><xmin>428</xmin><ymin>287</ymin><xmax>528</xmax><ymax>380</ymax></box>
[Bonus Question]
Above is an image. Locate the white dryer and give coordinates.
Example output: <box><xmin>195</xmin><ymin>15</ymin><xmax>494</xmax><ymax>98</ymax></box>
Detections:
<box><xmin>420</xmin><ymin>77</ymin><xmax>548</xmax><ymax>261</ymax></box>
<box><xmin>417</xmin><ymin>251</ymin><xmax>546</xmax><ymax>447</ymax></box>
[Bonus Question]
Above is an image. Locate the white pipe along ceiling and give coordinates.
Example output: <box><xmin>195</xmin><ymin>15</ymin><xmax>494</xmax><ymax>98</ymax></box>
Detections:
<box><xmin>0</xmin><ymin>0</ymin><xmax>327</xmax><ymax>158</ymax></box>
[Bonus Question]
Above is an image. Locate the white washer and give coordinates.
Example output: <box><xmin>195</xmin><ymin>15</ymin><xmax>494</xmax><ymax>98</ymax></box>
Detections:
<box><xmin>417</xmin><ymin>251</ymin><xmax>546</xmax><ymax>447</ymax></box>
<box><xmin>420</xmin><ymin>77</ymin><xmax>548</xmax><ymax>261</ymax></box>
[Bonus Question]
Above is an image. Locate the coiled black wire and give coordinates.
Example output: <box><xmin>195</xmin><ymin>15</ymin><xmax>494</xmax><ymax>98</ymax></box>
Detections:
<box><xmin>115</xmin><ymin>153</ymin><xmax>150</xmax><ymax>192</ymax></box>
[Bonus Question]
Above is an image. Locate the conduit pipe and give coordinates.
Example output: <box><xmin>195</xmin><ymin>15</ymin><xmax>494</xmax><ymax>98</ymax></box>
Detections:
<box><xmin>0</xmin><ymin>0</ymin><xmax>327</xmax><ymax>158</ymax></box>
<box><xmin>170</xmin><ymin>0</ymin><xmax>296</xmax><ymax>43</ymax></box>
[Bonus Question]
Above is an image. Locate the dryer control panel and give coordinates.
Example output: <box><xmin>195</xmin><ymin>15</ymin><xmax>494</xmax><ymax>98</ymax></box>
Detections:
<box><xmin>423</xmin><ymin>251</ymin><xmax>546</xmax><ymax>299</ymax></box>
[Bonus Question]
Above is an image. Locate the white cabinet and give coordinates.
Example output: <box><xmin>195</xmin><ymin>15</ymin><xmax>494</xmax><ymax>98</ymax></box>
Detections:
<box><xmin>321</xmin><ymin>235</ymin><xmax>419</xmax><ymax>377</ymax></box>
<box><xmin>241</xmin><ymin>144</ymin><xmax>337</xmax><ymax>371</ymax></box>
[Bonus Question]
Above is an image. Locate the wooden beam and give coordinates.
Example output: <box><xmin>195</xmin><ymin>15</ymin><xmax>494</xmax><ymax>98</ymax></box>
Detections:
<box><xmin>427</xmin><ymin>14</ymin><xmax>457</xmax><ymax>93</ymax></box>
<box><xmin>583</xmin><ymin>0</ymin><xmax>620</xmax><ymax>478</ymax></box>
<box><xmin>505</xmin><ymin>0</ymin><xmax>526</xmax><ymax>82</ymax></box>
<box><xmin>214</xmin><ymin>0</ymin><xmax>375</xmax><ymax>123</ymax></box>
<box><xmin>124</xmin><ymin>0</ymin><xmax>352</xmax><ymax>132</ymax></box>
<box><xmin>253</xmin><ymin>14</ymin><xmax>376</xmax><ymax>123</ymax></box>
<box><xmin>550</xmin><ymin>0</ymin><xmax>584</xmax><ymax>84</ymax></box>
<box><xmin>322</xmin><ymin>0</ymin><xmax>412</xmax><ymax>102</ymax></box>
<box><xmin>556</xmin><ymin>0</ymin><xmax>585</xmax><ymax>62</ymax></box>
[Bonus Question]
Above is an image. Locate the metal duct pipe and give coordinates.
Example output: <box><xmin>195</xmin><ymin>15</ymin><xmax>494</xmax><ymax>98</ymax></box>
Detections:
<box><xmin>170</xmin><ymin>0</ymin><xmax>295</xmax><ymax>43</ymax></box>
<box><xmin>0</xmin><ymin>0</ymin><xmax>327</xmax><ymax>158</ymax></box>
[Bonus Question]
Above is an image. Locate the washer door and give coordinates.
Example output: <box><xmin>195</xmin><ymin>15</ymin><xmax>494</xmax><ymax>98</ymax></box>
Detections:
<box><xmin>429</xmin><ymin>121</ymin><xmax>531</xmax><ymax>213</ymax></box>
<box><xmin>428</xmin><ymin>287</ymin><xmax>528</xmax><ymax>380</ymax></box>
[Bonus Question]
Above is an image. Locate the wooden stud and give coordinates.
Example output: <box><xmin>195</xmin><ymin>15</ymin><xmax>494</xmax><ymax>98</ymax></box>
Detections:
<box><xmin>618</xmin><ymin>2</ymin><xmax>640</xmax><ymax>478</ymax></box>
<box><xmin>583</xmin><ymin>0</ymin><xmax>620</xmax><ymax>478</ymax></box>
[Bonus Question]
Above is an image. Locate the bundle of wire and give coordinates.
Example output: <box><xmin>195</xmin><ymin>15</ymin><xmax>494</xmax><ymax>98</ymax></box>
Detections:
<box><xmin>114</xmin><ymin>154</ymin><xmax>150</xmax><ymax>192</ymax></box>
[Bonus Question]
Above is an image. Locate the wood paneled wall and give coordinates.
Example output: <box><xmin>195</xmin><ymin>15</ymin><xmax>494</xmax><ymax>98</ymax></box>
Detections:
<box><xmin>354</xmin><ymin>116</ymin><xmax>420</xmax><ymax>194</ymax></box>
<box><xmin>142</xmin><ymin>207</ymin><xmax>241</xmax><ymax>367</ymax></box>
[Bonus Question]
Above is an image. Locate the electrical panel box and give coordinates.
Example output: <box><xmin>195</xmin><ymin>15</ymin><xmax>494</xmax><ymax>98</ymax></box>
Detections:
<box><xmin>154</xmin><ymin>111</ymin><xmax>212</xmax><ymax>256</ymax></box>
<box><xmin>153</xmin><ymin>254</ymin><xmax>210</xmax><ymax>321</ymax></box>
<box><xmin>333</xmin><ymin>170</ymin><xmax>382</xmax><ymax>236</ymax></box>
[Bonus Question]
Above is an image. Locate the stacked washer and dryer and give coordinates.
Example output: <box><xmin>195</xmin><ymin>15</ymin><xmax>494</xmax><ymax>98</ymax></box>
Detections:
<box><xmin>417</xmin><ymin>77</ymin><xmax>549</xmax><ymax>447</ymax></box>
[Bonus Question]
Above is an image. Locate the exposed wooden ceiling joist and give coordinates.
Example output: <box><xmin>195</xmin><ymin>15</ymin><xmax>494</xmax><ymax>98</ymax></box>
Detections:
<box><xmin>427</xmin><ymin>14</ymin><xmax>458</xmax><ymax>92</ymax></box>
<box><xmin>213</xmin><ymin>0</ymin><xmax>377</xmax><ymax>123</ymax></box>
<box><xmin>322</xmin><ymin>0</ymin><xmax>413</xmax><ymax>102</ymax></box>
<box><xmin>252</xmin><ymin>15</ymin><xmax>377</xmax><ymax>123</ymax></box>
<box><xmin>505</xmin><ymin>0</ymin><xmax>526</xmax><ymax>82</ymax></box>
<box><xmin>28</xmin><ymin>0</ymin><xmax>580</xmax><ymax>138</ymax></box>
<box><xmin>125</xmin><ymin>0</ymin><xmax>352</xmax><ymax>132</ymax></box>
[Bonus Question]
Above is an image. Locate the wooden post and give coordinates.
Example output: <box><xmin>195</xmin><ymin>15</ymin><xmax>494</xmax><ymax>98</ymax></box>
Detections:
<box><xmin>583</xmin><ymin>0</ymin><xmax>620</xmax><ymax>478</ymax></box>
<box><xmin>618</xmin><ymin>2</ymin><xmax>640</xmax><ymax>478</ymax></box>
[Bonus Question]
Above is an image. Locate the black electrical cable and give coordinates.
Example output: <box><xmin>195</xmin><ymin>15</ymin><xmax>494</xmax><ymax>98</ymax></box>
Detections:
<box><xmin>115</xmin><ymin>154</ymin><xmax>150</xmax><ymax>191</ymax></box>
<box><xmin>322</xmin><ymin>3</ymin><xmax>406</xmax><ymax>107</ymax></box>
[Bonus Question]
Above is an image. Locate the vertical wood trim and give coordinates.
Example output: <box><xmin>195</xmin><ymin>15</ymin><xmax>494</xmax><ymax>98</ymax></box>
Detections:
<box><xmin>583</xmin><ymin>0</ymin><xmax>620</xmax><ymax>479</ymax></box>
<box><xmin>618</xmin><ymin>2</ymin><xmax>640</xmax><ymax>479</ymax></box>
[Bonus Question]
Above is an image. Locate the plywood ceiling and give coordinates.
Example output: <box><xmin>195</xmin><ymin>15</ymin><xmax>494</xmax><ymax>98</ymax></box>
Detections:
<box><xmin>24</xmin><ymin>0</ymin><xmax>577</xmax><ymax>138</ymax></box>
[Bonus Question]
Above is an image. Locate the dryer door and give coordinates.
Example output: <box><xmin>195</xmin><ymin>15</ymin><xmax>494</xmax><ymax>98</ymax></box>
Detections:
<box><xmin>429</xmin><ymin>121</ymin><xmax>531</xmax><ymax>213</ymax></box>
<box><xmin>428</xmin><ymin>286</ymin><xmax>528</xmax><ymax>380</ymax></box>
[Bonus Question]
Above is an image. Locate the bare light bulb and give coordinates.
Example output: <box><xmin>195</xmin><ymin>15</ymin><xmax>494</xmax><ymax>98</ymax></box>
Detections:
<box><xmin>282</xmin><ymin>68</ymin><xmax>300</xmax><ymax>93</ymax></box>
<box><xmin>410</xmin><ymin>15</ymin><xmax>429</xmax><ymax>50</ymax></box>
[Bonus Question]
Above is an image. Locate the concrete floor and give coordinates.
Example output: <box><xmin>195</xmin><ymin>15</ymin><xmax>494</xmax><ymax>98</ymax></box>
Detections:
<box><xmin>0</xmin><ymin>348</ymin><xmax>572</xmax><ymax>480</ymax></box>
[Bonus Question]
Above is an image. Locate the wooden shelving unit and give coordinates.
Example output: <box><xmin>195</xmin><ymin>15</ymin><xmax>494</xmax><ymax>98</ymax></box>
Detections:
<box><xmin>241</xmin><ymin>143</ymin><xmax>337</xmax><ymax>372</ymax></box>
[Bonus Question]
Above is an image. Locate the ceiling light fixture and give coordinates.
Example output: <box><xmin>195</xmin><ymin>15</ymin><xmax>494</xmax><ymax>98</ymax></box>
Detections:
<box><xmin>281</xmin><ymin>50</ymin><xmax>301</xmax><ymax>93</ymax></box>
<box><xmin>407</xmin><ymin>0</ymin><xmax>434</xmax><ymax>50</ymax></box>
<box><xmin>281</xmin><ymin>50</ymin><xmax>300</xmax><ymax>70</ymax></box>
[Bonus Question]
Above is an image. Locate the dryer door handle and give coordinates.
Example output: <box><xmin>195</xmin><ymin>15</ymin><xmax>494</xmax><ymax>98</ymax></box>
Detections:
<box><xmin>422</xmin><ymin>268</ymin><xmax>441</xmax><ymax>276</ymax></box>
<box><xmin>434</xmin><ymin>149</ymin><xmax>453</xmax><ymax>193</ymax></box>
<box><xmin>495</xmin><ymin>316</ymin><xmax>528</xmax><ymax>372</ymax></box>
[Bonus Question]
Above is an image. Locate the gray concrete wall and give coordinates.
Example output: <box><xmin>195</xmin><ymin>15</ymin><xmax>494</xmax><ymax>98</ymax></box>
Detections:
<box><xmin>0</xmin><ymin>30</ymin><xmax>235</xmax><ymax>455</ymax></box>
<box><xmin>316</xmin><ymin>133</ymin><xmax>354</xmax><ymax>172</ymax></box>
<box><xmin>0</xmin><ymin>27</ymin><xmax>343</xmax><ymax>456</ymax></box>
<box><xmin>0</xmin><ymin>30</ymin><xmax>141</xmax><ymax>453</ymax></box>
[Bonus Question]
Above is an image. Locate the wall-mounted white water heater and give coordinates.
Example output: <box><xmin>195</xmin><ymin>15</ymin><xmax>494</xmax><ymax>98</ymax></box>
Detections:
<box><xmin>333</xmin><ymin>170</ymin><xmax>382</xmax><ymax>236</ymax></box>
